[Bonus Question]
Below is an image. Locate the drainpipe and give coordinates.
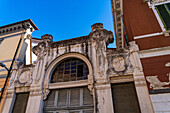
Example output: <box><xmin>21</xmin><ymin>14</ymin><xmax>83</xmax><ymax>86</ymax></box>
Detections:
<box><xmin>121</xmin><ymin>15</ymin><xmax>129</xmax><ymax>46</ymax></box>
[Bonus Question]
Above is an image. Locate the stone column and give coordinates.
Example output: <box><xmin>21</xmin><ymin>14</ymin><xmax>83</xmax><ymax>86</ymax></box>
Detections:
<box><xmin>2</xmin><ymin>91</ymin><xmax>16</xmax><ymax>113</ymax></box>
<box><xmin>25</xmin><ymin>91</ymin><xmax>43</xmax><ymax>113</ymax></box>
<box><xmin>129</xmin><ymin>41</ymin><xmax>154</xmax><ymax>113</ymax></box>
<box><xmin>2</xmin><ymin>61</ymin><xmax>23</xmax><ymax>113</ymax></box>
<box><xmin>90</xmin><ymin>23</ymin><xmax>114</xmax><ymax>113</ymax></box>
<box><xmin>95</xmin><ymin>83</ymin><xmax>114</xmax><ymax>113</ymax></box>
<box><xmin>26</xmin><ymin>34</ymin><xmax>53</xmax><ymax>113</ymax></box>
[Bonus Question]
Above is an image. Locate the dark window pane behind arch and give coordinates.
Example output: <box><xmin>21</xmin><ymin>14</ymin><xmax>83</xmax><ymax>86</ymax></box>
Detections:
<box><xmin>51</xmin><ymin>58</ymin><xmax>89</xmax><ymax>83</ymax></box>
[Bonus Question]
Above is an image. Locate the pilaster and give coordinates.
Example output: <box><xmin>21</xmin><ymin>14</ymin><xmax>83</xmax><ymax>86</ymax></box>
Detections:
<box><xmin>129</xmin><ymin>41</ymin><xmax>154</xmax><ymax>113</ymax></box>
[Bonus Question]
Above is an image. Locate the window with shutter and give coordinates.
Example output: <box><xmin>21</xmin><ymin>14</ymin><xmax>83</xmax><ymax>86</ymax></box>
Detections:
<box><xmin>44</xmin><ymin>90</ymin><xmax>55</xmax><ymax>107</ymax></box>
<box><xmin>111</xmin><ymin>82</ymin><xmax>141</xmax><ymax>113</ymax></box>
<box><xmin>83</xmin><ymin>110</ymin><xmax>94</xmax><ymax>113</ymax></box>
<box><xmin>155</xmin><ymin>3</ymin><xmax>170</xmax><ymax>30</ymax></box>
<box><xmin>83</xmin><ymin>88</ymin><xmax>93</xmax><ymax>106</ymax></box>
<box><xmin>12</xmin><ymin>93</ymin><xmax>29</xmax><ymax>113</ymax></box>
<box><xmin>44</xmin><ymin>87</ymin><xmax>93</xmax><ymax>113</ymax></box>
<box><xmin>70</xmin><ymin>88</ymin><xmax>80</xmax><ymax>106</ymax></box>
<box><xmin>57</xmin><ymin>90</ymin><xmax>67</xmax><ymax>107</ymax></box>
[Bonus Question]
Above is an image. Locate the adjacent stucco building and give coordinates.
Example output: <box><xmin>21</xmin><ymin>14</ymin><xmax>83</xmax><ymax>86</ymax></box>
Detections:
<box><xmin>0</xmin><ymin>19</ymin><xmax>38</xmax><ymax>112</ymax></box>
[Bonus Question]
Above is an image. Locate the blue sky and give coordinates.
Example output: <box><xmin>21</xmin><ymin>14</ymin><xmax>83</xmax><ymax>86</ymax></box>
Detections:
<box><xmin>0</xmin><ymin>0</ymin><xmax>115</xmax><ymax>47</ymax></box>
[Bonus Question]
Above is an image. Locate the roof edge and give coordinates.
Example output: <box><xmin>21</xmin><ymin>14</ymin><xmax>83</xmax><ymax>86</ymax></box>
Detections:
<box><xmin>0</xmin><ymin>19</ymin><xmax>39</xmax><ymax>30</ymax></box>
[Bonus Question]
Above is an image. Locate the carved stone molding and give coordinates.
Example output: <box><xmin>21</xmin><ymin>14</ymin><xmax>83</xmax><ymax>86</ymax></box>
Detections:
<box><xmin>89</xmin><ymin>24</ymin><xmax>113</xmax><ymax>46</ymax></box>
<box><xmin>107</xmin><ymin>50</ymin><xmax>134</xmax><ymax>76</ymax></box>
<box><xmin>111</xmin><ymin>0</ymin><xmax>124</xmax><ymax>49</ymax></box>
<box><xmin>18</xmin><ymin>71</ymin><xmax>31</xmax><ymax>84</ymax></box>
<box><xmin>14</xmin><ymin>65</ymin><xmax>34</xmax><ymax>87</ymax></box>
<box><xmin>15</xmin><ymin>87</ymin><xmax>30</xmax><ymax>93</ymax></box>
<box><xmin>32</xmin><ymin>34</ymin><xmax>53</xmax><ymax>61</ymax></box>
<box><xmin>6</xmin><ymin>92</ymin><xmax>15</xmax><ymax>98</ymax></box>
<box><xmin>30</xmin><ymin>90</ymin><xmax>42</xmax><ymax>96</ymax></box>
<box><xmin>110</xmin><ymin>75</ymin><xmax>134</xmax><ymax>83</ymax></box>
<box><xmin>43</xmin><ymin>88</ymin><xmax>50</xmax><ymax>100</ymax></box>
<box><xmin>112</xmin><ymin>56</ymin><xmax>126</xmax><ymax>72</ymax></box>
<box><xmin>12</xmin><ymin>60</ymin><xmax>24</xmax><ymax>71</ymax></box>
<box><xmin>5</xmin><ymin>89</ymin><xmax>15</xmax><ymax>98</ymax></box>
<box><xmin>135</xmin><ymin>79</ymin><xmax>147</xmax><ymax>87</ymax></box>
<box><xmin>9</xmin><ymin>61</ymin><xmax>24</xmax><ymax>87</ymax></box>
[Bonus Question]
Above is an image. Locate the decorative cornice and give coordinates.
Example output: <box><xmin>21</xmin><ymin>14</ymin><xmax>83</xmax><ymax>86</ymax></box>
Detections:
<box><xmin>49</xmin><ymin>80</ymin><xmax>88</xmax><ymax>89</ymax></box>
<box><xmin>110</xmin><ymin>75</ymin><xmax>134</xmax><ymax>83</ymax></box>
<box><xmin>0</xmin><ymin>19</ymin><xmax>38</xmax><ymax>35</ymax></box>
<box><xmin>111</xmin><ymin>0</ymin><xmax>124</xmax><ymax>49</ymax></box>
<box><xmin>51</xmin><ymin>36</ymin><xmax>90</xmax><ymax>48</ymax></box>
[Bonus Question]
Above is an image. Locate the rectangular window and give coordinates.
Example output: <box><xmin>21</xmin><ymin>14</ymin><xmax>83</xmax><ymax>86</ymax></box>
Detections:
<box><xmin>12</xmin><ymin>93</ymin><xmax>29</xmax><ymax>113</ymax></box>
<box><xmin>44</xmin><ymin>87</ymin><xmax>93</xmax><ymax>113</ymax></box>
<box><xmin>111</xmin><ymin>82</ymin><xmax>141</xmax><ymax>113</ymax></box>
<box><xmin>155</xmin><ymin>3</ymin><xmax>170</xmax><ymax>30</ymax></box>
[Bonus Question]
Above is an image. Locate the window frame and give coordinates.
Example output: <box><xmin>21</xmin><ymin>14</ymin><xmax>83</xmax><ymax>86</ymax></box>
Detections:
<box><xmin>44</xmin><ymin>56</ymin><xmax>94</xmax><ymax>113</ymax></box>
<box><xmin>149</xmin><ymin>1</ymin><xmax>170</xmax><ymax>33</ymax></box>
<box><xmin>155</xmin><ymin>3</ymin><xmax>170</xmax><ymax>30</ymax></box>
<box><xmin>51</xmin><ymin>58</ymin><xmax>89</xmax><ymax>83</ymax></box>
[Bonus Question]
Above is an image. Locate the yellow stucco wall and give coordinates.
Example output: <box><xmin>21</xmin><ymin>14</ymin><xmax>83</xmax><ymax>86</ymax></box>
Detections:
<box><xmin>0</xmin><ymin>33</ymin><xmax>24</xmax><ymax>112</ymax></box>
